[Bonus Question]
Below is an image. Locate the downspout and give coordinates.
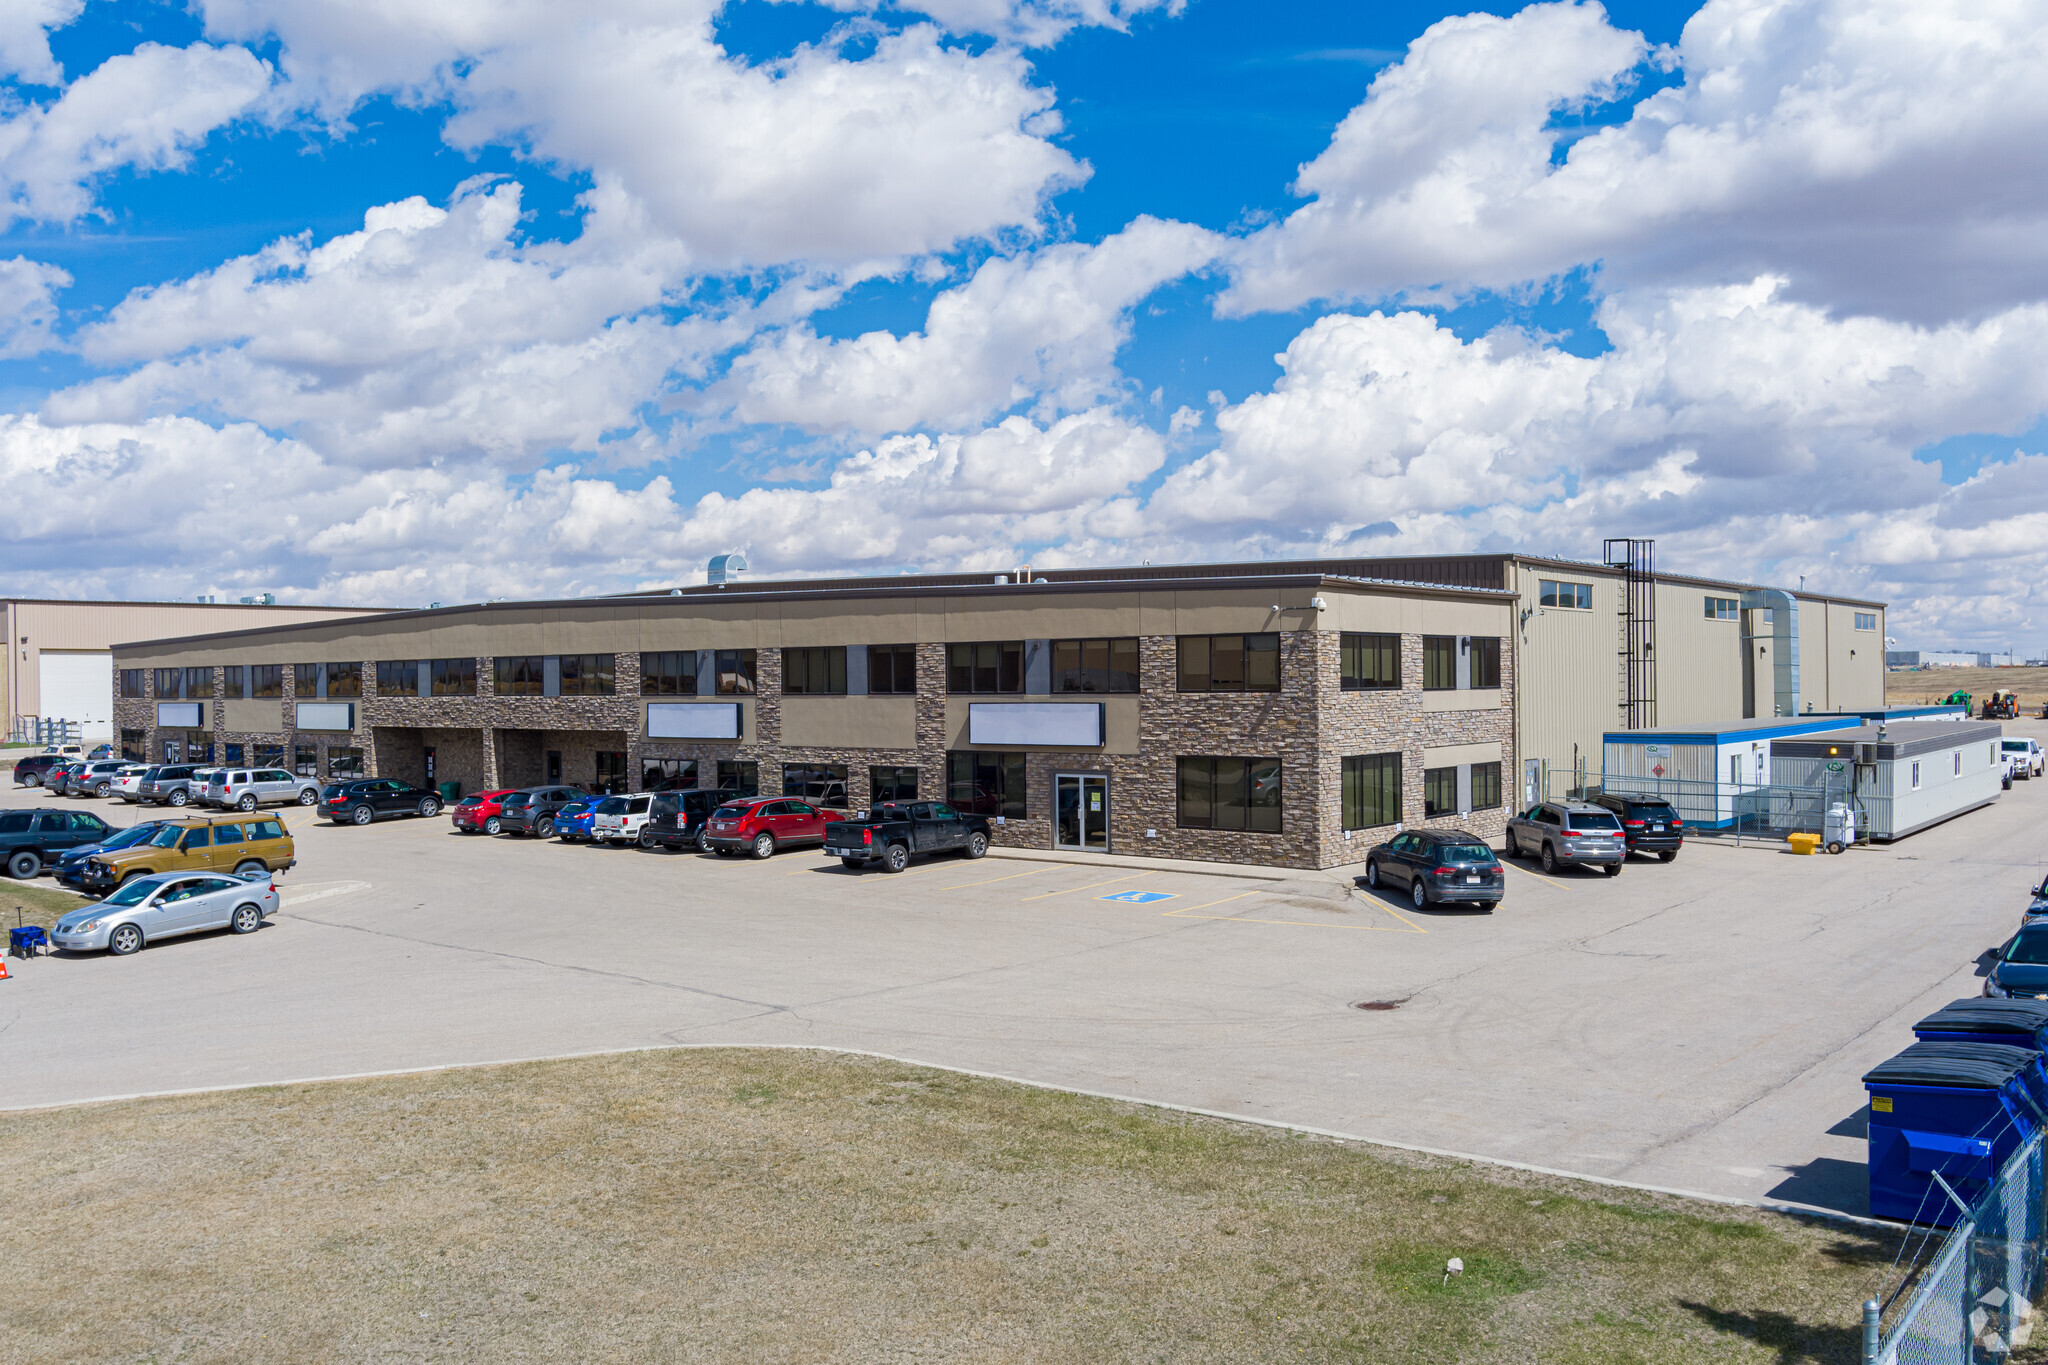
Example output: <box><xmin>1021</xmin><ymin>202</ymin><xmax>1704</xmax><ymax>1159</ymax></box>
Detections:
<box><xmin>1740</xmin><ymin>589</ymin><xmax>1800</xmax><ymax>717</ymax></box>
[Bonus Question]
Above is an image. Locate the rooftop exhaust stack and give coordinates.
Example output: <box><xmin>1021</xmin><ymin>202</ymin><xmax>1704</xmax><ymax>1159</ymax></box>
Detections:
<box><xmin>707</xmin><ymin>551</ymin><xmax>747</xmax><ymax>586</ymax></box>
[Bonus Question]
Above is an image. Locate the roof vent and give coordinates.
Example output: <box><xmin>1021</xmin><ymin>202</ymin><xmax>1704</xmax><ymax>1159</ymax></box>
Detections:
<box><xmin>708</xmin><ymin>551</ymin><xmax>747</xmax><ymax>585</ymax></box>
<box><xmin>993</xmin><ymin>574</ymin><xmax>1009</xmax><ymax>585</ymax></box>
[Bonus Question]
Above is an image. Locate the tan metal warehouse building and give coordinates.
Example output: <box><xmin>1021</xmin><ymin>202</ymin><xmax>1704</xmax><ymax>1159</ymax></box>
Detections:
<box><xmin>3</xmin><ymin>597</ymin><xmax>391</xmax><ymax>742</ymax></box>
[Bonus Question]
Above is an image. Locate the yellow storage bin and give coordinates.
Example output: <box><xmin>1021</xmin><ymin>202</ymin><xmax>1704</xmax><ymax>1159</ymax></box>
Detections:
<box><xmin>1787</xmin><ymin>832</ymin><xmax>1821</xmax><ymax>855</ymax></box>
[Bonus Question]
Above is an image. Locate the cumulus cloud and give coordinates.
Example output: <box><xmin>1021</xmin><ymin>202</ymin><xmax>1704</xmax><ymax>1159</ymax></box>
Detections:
<box><xmin>848</xmin><ymin>0</ymin><xmax>1184</xmax><ymax>47</ymax></box>
<box><xmin>718</xmin><ymin>217</ymin><xmax>1220</xmax><ymax>436</ymax></box>
<box><xmin>0</xmin><ymin>256</ymin><xmax>69</xmax><ymax>357</ymax></box>
<box><xmin>0</xmin><ymin>41</ymin><xmax>271</xmax><ymax>226</ymax></box>
<box><xmin>201</xmin><ymin>0</ymin><xmax>1084</xmax><ymax>270</ymax></box>
<box><xmin>1228</xmin><ymin>0</ymin><xmax>2048</xmax><ymax>322</ymax></box>
<box><xmin>0</xmin><ymin>0</ymin><xmax>81</xmax><ymax>85</ymax></box>
<box><xmin>49</xmin><ymin>183</ymin><xmax>725</xmax><ymax>467</ymax></box>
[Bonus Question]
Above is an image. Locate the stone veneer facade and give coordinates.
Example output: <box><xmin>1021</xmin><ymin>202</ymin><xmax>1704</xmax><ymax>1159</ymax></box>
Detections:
<box><xmin>114</xmin><ymin>629</ymin><xmax>1513</xmax><ymax>872</ymax></box>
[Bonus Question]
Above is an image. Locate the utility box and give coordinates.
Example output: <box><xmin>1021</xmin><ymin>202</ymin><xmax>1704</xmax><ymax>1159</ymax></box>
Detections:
<box><xmin>1824</xmin><ymin>803</ymin><xmax>1857</xmax><ymax>853</ymax></box>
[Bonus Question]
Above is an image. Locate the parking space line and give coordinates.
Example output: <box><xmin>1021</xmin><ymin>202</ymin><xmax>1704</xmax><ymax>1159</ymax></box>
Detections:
<box><xmin>1021</xmin><ymin>871</ymin><xmax>1157</xmax><ymax>901</ymax></box>
<box><xmin>1503</xmin><ymin>862</ymin><xmax>1572</xmax><ymax>890</ymax></box>
<box><xmin>937</xmin><ymin>866</ymin><xmax>1056</xmax><ymax>890</ymax></box>
<box><xmin>1157</xmin><ymin>889</ymin><xmax>1427</xmax><ymax>934</ymax></box>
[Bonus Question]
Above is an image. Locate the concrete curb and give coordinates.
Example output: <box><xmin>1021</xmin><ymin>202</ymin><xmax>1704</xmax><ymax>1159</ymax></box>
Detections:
<box><xmin>985</xmin><ymin>847</ymin><xmax>1294</xmax><ymax>881</ymax></box>
<box><xmin>0</xmin><ymin>1040</ymin><xmax>1892</xmax><ymax>1229</ymax></box>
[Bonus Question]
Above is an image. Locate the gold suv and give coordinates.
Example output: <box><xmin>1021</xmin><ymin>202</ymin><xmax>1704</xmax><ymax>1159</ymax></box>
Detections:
<box><xmin>81</xmin><ymin>812</ymin><xmax>296</xmax><ymax>892</ymax></box>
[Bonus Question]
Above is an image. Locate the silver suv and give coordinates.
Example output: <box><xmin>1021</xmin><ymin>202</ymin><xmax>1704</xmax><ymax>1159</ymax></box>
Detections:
<box><xmin>1504</xmin><ymin>801</ymin><xmax>1626</xmax><ymax>876</ymax></box>
<box><xmin>64</xmin><ymin>759</ymin><xmax>136</xmax><ymax>798</ymax></box>
<box><xmin>202</xmin><ymin>767</ymin><xmax>322</xmax><ymax>811</ymax></box>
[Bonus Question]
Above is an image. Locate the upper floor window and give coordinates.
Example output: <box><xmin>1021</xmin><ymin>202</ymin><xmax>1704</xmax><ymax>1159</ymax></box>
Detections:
<box><xmin>325</xmin><ymin>662</ymin><xmax>361</xmax><ymax>698</ymax></box>
<box><xmin>293</xmin><ymin>663</ymin><xmax>319</xmax><ymax>698</ymax></box>
<box><xmin>558</xmin><ymin>654</ymin><xmax>615</xmax><ymax>696</ymax></box>
<box><xmin>948</xmin><ymin>641</ymin><xmax>1023</xmax><ymax>694</ymax></box>
<box><xmin>120</xmin><ymin>669</ymin><xmax>145</xmax><ymax>699</ymax></box>
<box><xmin>495</xmin><ymin>656</ymin><xmax>544</xmax><ymax>696</ymax></box>
<box><xmin>1176</xmin><ymin>634</ymin><xmax>1279</xmax><ymax>693</ymax></box>
<box><xmin>1341</xmin><ymin>633</ymin><xmax>1399</xmax><ymax>690</ymax></box>
<box><xmin>1469</xmin><ymin>637</ymin><xmax>1501</xmax><ymax>689</ymax></box>
<box><xmin>431</xmin><ymin>658</ymin><xmax>477</xmax><ymax>696</ymax></box>
<box><xmin>1422</xmin><ymin>636</ymin><xmax>1457</xmax><ymax>690</ymax></box>
<box><xmin>1540</xmin><ymin>579</ymin><xmax>1592</xmax><ymax>610</ymax></box>
<box><xmin>250</xmin><ymin>665</ymin><xmax>283</xmax><ymax>699</ymax></box>
<box><xmin>221</xmin><ymin>665</ymin><xmax>245</xmax><ymax>699</ymax></box>
<box><xmin>185</xmin><ymin>666</ymin><xmax>213</xmax><ymax>698</ymax></box>
<box><xmin>1855</xmin><ymin>612</ymin><xmax>1878</xmax><ymax>631</ymax></box>
<box><xmin>376</xmin><ymin>660</ymin><xmax>417</xmax><ymax>697</ymax></box>
<box><xmin>784</xmin><ymin>646</ymin><xmax>847</xmax><ymax>695</ymax></box>
<box><xmin>1052</xmin><ymin>638</ymin><xmax>1138</xmax><ymax>693</ymax></box>
<box><xmin>716</xmin><ymin>649</ymin><xmax>756</xmax><ymax>695</ymax></box>
<box><xmin>1705</xmin><ymin>596</ymin><xmax>1740</xmax><ymax>621</ymax></box>
<box><xmin>868</xmin><ymin>644</ymin><xmax>917</xmax><ymax>695</ymax></box>
<box><xmin>154</xmin><ymin>668</ymin><xmax>181</xmax><ymax>699</ymax></box>
<box><xmin>641</xmin><ymin>651</ymin><xmax>698</xmax><ymax>696</ymax></box>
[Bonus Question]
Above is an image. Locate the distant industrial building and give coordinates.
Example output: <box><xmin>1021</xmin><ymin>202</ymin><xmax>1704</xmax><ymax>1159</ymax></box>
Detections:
<box><xmin>1887</xmin><ymin>650</ymin><xmax>1995</xmax><ymax>668</ymax></box>
<box><xmin>4</xmin><ymin>598</ymin><xmax>391</xmax><ymax>741</ymax></box>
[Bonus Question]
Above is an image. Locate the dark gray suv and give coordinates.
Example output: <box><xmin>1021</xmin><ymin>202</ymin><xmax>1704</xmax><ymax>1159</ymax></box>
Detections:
<box><xmin>1504</xmin><ymin>801</ymin><xmax>1626</xmax><ymax>875</ymax></box>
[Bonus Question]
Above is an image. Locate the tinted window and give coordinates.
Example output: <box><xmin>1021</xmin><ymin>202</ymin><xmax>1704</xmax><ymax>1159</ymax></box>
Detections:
<box><xmin>215</xmin><ymin>823</ymin><xmax>245</xmax><ymax>844</ymax></box>
<box><xmin>0</xmin><ymin>812</ymin><xmax>29</xmax><ymax>834</ymax></box>
<box><xmin>250</xmin><ymin>820</ymin><xmax>285</xmax><ymax>840</ymax></box>
<box><xmin>1570</xmin><ymin>811</ymin><xmax>1622</xmax><ymax>829</ymax></box>
<box><xmin>1436</xmin><ymin>843</ymin><xmax>1496</xmax><ymax>863</ymax></box>
<box><xmin>2007</xmin><ymin>933</ymin><xmax>2048</xmax><ymax>966</ymax></box>
<box><xmin>180</xmin><ymin>827</ymin><xmax>211</xmax><ymax>849</ymax></box>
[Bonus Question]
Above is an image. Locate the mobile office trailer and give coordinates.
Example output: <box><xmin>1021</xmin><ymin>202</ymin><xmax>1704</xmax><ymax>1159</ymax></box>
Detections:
<box><xmin>1599</xmin><ymin>717</ymin><xmax>1847</xmax><ymax>828</ymax></box>
<box><xmin>1770</xmin><ymin>721</ymin><xmax>2004</xmax><ymax>841</ymax></box>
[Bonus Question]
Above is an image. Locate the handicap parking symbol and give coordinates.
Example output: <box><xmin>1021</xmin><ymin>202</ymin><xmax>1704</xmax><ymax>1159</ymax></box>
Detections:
<box><xmin>1100</xmin><ymin>890</ymin><xmax>1177</xmax><ymax>904</ymax></box>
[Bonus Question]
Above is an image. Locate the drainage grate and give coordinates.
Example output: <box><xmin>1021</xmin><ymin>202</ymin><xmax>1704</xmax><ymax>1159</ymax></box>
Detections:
<box><xmin>1352</xmin><ymin>998</ymin><xmax>1407</xmax><ymax>1012</ymax></box>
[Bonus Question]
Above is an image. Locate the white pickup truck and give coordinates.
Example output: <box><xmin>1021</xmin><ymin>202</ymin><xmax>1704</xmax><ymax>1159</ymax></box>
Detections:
<box><xmin>2002</xmin><ymin>737</ymin><xmax>2045</xmax><ymax>779</ymax></box>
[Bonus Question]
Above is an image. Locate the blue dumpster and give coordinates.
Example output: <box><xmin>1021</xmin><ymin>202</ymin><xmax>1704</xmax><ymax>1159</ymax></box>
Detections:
<box><xmin>1863</xmin><ymin>1041</ymin><xmax>2044</xmax><ymax>1225</ymax></box>
<box><xmin>1914</xmin><ymin>998</ymin><xmax>2048</xmax><ymax>1049</ymax></box>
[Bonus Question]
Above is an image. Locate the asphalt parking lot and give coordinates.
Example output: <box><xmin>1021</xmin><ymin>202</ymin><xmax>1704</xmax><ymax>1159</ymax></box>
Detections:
<box><xmin>6</xmin><ymin>732</ymin><xmax>2044</xmax><ymax>1220</ymax></box>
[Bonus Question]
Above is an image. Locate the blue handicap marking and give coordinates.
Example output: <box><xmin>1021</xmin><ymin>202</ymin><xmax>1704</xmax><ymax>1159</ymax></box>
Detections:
<box><xmin>1100</xmin><ymin>890</ymin><xmax>1177</xmax><ymax>904</ymax></box>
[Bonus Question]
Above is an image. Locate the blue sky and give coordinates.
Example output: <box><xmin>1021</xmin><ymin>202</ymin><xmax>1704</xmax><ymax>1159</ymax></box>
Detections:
<box><xmin>3</xmin><ymin>0</ymin><xmax>2047</xmax><ymax>647</ymax></box>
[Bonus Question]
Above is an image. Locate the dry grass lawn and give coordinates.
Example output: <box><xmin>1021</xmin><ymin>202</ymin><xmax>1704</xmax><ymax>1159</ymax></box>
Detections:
<box><xmin>1886</xmin><ymin>665</ymin><xmax>2048</xmax><ymax>708</ymax></box>
<box><xmin>0</xmin><ymin>1049</ymin><xmax>1905</xmax><ymax>1363</ymax></box>
<box><xmin>3</xmin><ymin>877</ymin><xmax>87</xmax><ymax>936</ymax></box>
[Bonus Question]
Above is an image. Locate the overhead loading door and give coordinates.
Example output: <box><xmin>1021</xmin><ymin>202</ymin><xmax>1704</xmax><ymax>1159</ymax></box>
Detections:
<box><xmin>38</xmin><ymin>651</ymin><xmax>113</xmax><ymax>739</ymax></box>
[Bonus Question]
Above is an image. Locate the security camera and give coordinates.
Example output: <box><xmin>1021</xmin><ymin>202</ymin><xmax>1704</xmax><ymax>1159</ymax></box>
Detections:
<box><xmin>1309</xmin><ymin>596</ymin><xmax>1328</xmax><ymax>611</ymax></box>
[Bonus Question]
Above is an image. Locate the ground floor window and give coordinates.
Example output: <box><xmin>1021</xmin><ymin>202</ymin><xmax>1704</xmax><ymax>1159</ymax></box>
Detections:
<box><xmin>784</xmin><ymin>762</ymin><xmax>850</xmax><ymax>808</ymax></box>
<box><xmin>870</xmin><ymin>765</ymin><xmax>918</xmax><ymax>804</ymax></box>
<box><xmin>595</xmin><ymin>751</ymin><xmax>629</xmax><ymax>795</ymax></box>
<box><xmin>716</xmin><ymin>760</ymin><xmax>760</xmax><ymax>796</ymax></box>
<box><xmin>1341</xmin><ymin>753</ymin><xmax>1400</xmax><ymax>831</ymax></box>
<box><xmin>294</xmin><ymin>744</ymin><xmax>317</xmax><ymax>778</ymax></box>
<box><xmin>186</xmin><ymin>731</ymin><xmax>215</xmax><ymax>764</ymax></box>
<box><xmin>224</xmin><ymin>743</ymin><xmax>245</xmax><ymax>766</ymax></box>
<box><xmin>946</xmin><ymin>751</ymin><xmax>1026</xmax><ymax>818</ymax></box>
<box><xmin>328</xmin><ymin>747</ymin><xmax>364</xmax><ymax>781</ymax></box>
<box><xmin>120</xmin><ymin>729</ymin><xmax>144</xmax><ymax>762</ymax></box>
<box><xmin>1471</xmin><ymin>761</ymin><xmax>1502</xmax><ymax>811</ymax></box>
<box><xmin>1177</xmin><ymin>756</ymin><xmax>1282</xmax><ymax>832</ymax></box>
<box><xmin>641</xmin><ymin>758</ymin><xmax>699</xmax><ymax>791</ymax></box>
<box><xmin>255</xmin><ymin>743</ymin><xmax>284</xmax><ymax>770</ymax></box>
<box><xmin>1423</xmin><ymin>766</ymin><xmax>1456</xmax><ymax>818</ymax></box>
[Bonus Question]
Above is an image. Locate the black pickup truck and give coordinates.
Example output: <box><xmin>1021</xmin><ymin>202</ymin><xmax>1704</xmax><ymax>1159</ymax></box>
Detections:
<box><xmin>823</xmin><ymin>801</ymin><xmax>992</xmax><ymax>872</ymax></box>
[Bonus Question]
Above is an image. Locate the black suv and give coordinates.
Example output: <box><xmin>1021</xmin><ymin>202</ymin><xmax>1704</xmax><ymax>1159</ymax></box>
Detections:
<box><xmin>644</xmin><ymin>790</ymin><xmax>726</xmax><ymax>853</ymax></box>
<box><xmin>11</xmin><ymin>754</ymin><xmax>70</xmax><ymax>789</ymax></box>
<box><xmin>320</xmin><ymin>779</ymin><xmax>442</xmax><ymax>825</ymax></box>
<box><xmin>498</xmin><ymin>786</ymin><xmax>589</xmax><ymax>838</ymax></box>
<box><xmin>1</xmin><ymin>807</ymin><xmax>115</xmax><ymax>879</ymax></box>
<box><xmin>1360</xmin><ymin>828</ymin><xmax>1504</xmax><ymax>910</ymax></box>
<box><xmin>1588</xmin><ymin>792</ymin><xmax>1684</xmax><ymax>861</ymax></box>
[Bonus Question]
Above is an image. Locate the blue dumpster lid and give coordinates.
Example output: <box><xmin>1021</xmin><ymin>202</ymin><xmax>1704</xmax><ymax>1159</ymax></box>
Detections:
<box><xmin>1915</xmin><ymin>999</ymin><xmax>2048</xmax><ymax>1038</ymax></box>
<box><xmin>1863</xmin><ymin>1041</ymin><xmax>2039</xmax><ymax>1090</ymax></box>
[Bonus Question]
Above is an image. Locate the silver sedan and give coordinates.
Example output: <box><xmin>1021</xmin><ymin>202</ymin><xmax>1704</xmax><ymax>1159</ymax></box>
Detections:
<box><xmin>51</xmin><ymin>872</ymin><xmax>280</xmax><ymax>956</ymax></box>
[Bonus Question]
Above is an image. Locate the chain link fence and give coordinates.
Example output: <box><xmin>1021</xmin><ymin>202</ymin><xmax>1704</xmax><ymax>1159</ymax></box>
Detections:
<box><xmin>1875</xmin><ymin>1130</ymin><xmax>2047</xmax><ymax>1365</ymax></box>
<box><xmin>1539</xmin><ymin>769</ymin><xmax>1884</xmax><ymax>843</ymax></box>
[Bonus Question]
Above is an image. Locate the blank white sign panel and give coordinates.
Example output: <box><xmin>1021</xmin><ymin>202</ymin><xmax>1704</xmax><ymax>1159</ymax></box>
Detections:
<box><xmin>156</xmin><ymin>701</ymin><xmax>202</xmax><ymax>728</ymax></box>
<box><xmin>967</xmin><ymin>702</ymin><xmax>1103</xmax><ymax>747</ymax></box>
<box><xmin>647</xmin><ymin>703</ymin><xmax>743</xmax><ymax>740</ymax></box>
<box><xmin>295</xmin><ymin>702</ymin><xmax>354</xmax><ymax>732</ymax></box>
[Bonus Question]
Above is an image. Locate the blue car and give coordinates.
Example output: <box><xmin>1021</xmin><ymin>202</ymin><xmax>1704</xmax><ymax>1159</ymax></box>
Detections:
<box><xmin>554</xmin><ymin>800</ymin><xmax>596</xmax><ymax>843</ymax></box>
<box><xmin>55</xmin><ymin>820</ymin><xmax>166</xmax><ymax>889</ymax></box>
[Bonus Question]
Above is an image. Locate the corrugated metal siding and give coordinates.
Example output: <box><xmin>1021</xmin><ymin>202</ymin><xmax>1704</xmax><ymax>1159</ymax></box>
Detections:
<box><xmin>1652</xmin><ymin>580</ymin><xmax>1746</xmax><ymax>729</ymax></box>
<box><xmin>1603</xmin><ymin>740</ymin><xmax>1718</xmax><ymax>783</ymax></box>
<box><xmin>1514</xmin><ymin>562</ymin><xmax>1621</xmax><ymax>773</ymax></box>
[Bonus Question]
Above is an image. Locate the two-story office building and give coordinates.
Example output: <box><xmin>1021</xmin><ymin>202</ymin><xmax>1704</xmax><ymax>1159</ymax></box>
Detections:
<box><xmin>109</xmin><ymin>569</ymin><xmax>1517</xmax><ymax>871</ymax></box>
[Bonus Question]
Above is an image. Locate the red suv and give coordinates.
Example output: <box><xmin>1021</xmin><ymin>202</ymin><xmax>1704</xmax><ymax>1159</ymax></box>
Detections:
<box><xmin>450</xmin><ymin>789</ymin><xmax>520</xmax><ymax>835</ymax></box>
<box><xmin>704</xmin><ymin>797</ymin><xmax>845</xmax><ymax>859</ymax></box>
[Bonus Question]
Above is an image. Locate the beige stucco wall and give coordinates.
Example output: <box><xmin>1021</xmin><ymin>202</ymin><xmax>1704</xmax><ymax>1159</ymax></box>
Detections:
<box><xmin>943</xmin><ymin>697</ymin><xmax>1142</xmax><ymax>755</ymax></box>
<box><xmin>779</xmin><ymin>696</ymin><xmax>917</xmax><ymax>750</ymax></box>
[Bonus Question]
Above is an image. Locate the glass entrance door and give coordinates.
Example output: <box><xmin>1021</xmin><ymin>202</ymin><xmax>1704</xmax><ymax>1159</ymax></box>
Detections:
<box><xmin>1054</xmin><ymin>773</ymin><xmax>1109</xmax><ymax>851</ymax></box>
